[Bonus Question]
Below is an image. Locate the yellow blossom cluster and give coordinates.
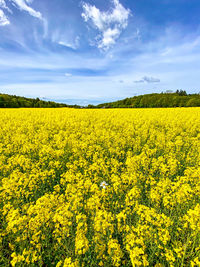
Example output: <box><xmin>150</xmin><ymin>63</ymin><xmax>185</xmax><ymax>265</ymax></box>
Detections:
<box><xmin>0</xmin><ymin>107</ymin><xmax>200</xmax><ymax>266</ymax></box>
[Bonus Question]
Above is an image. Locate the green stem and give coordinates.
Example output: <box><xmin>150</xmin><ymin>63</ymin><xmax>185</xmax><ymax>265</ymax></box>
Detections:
<box><xmin>180</xmin><ymin>234</ymin><xmax>190</xmax><ymax>267</ymax></box>
<box><xmin>188</xmin><ymin>232</ymin><xmax>198</xmax><ymax>258</ymax></box>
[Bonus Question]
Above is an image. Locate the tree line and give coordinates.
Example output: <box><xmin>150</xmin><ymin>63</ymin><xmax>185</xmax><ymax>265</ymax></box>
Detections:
<box><xmin>0</xmin><ymin>94</ymin><xmax>80</xmax><ymax>108</ymax></box>
<box><xmin>93</xmin><ymin>90</ymin><xmax>200</xmax><ymax>109</ymax></box>
<box><xmin>2</xmin><ymin>90</ymin><xmax>200</xmax><ymax>109</ymax></box>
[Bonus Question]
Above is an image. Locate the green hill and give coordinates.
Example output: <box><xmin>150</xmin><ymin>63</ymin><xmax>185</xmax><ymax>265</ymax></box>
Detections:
<box><xmin>0</xmin><ymin>93</ymin><xmax>79</xmax><ymax>108</ymax></box>
<box><xmin>95</xmin><ymin>90</ymin><xmax>200</xmax><ymax>108</ymax></box>
<box><xmin>2</xmin><ymin>90</ymin><xmax>200</xmax><ymax>109</ymax></box>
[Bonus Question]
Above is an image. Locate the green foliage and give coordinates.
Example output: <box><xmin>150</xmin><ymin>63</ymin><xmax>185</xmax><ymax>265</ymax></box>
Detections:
<box><xmin>0</xmin><ymin>94</ymin><xmax>80</xmax><ymax>108</ymax></box>
<box><xmin>96</xmin><ymin>92</ymin><xmax>200</xmax><ymax>108</ymax></box>
<box><xmin>2</xmin><ymin>91</ymin><xmax>200</xmax><ymax>109</ymax></box>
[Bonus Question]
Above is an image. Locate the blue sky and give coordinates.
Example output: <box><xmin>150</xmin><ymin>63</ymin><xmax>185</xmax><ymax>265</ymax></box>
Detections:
<box><xmin>0</xmin><ymin>0</ymin><xmax>200</xmax><ymax>105</ymax></box>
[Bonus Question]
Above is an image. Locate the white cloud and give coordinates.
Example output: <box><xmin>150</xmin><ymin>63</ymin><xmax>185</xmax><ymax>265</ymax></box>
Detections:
<box><xmin>0</xmin><ymin>0</ymin><xmax>6</xmax><ymax>9</ymax></box>
<box><xmin>99</xmin><ymin>27</ymin><xmax>120</xmax><ymax>49</ymax></box>
<box><xmin>11</xmin><ymin>0</ymin><xmax>42</xmax><ymax>19</ymax></box>
<box><xmin>82</xmin><ymin>0</ymin><xmax>130</xmax><ymax>50</ymax></box>
<box><xmin>143</xmin><ymin>76</ymin><xmax>160</xmax><ymax>83</ymax></box>
<box><xmin>0</xmin><ymin>0</ymin><xmax>6</xmax><ymax>8</ymax></box>
<box><xmin>25</xmin><ymin>0</ymin><xmax>34</xmax><ymax>4</ymax></box>
<box><xmin>0</xmin><ymin>0</ymin><xmax>42</xmax><ymax>21</ymax></box>
<box><xmin>58</xmin><ymin>37</ymin><xmax>80</xmax><ymax>50</ymax></box>
<box><xmin>134</xmin><ymin>76</ymin><xmax>160</xmax><ymax>83</ymax></box>
<box><xmin>0</xmin><ymin>0</ymin><xmax>11</xmax><ymax>12</ymax></box>
<box><xmin>65</xmin><ymin>73</ymin><xmax>72</xmax><ymax>77</ymax></box>
<box><xmin>0</xmin><ymin>9</ymin><xmax>9</xmax><ymax>26</ymax></box>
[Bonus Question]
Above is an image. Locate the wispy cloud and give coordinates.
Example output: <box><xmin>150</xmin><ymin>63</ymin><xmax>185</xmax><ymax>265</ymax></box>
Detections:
<box><xmin>0</xmin><ymin>9</ymin><xmax>9</xmax><ymax>26</ymax></box>
<box><xmin>81</xmin><ymin>0</ymin><xmax>130</xmax><ymax>50</ymax></box>
<box><xmin>11</xmin><ymin>0</ymin><xmax>42</xmax><ymax>19</ymax></box>
<box><xmin>0</xmin><ymin>0</ymin><xmax>11</xmax><ymax>12</ymax></box>
<box><xmin>0</xmin><ymin>0</ymin><xmax>42</xmax><ymax>27</ymax></box>
<box><xmin>58</xmin><ymin>36</ymin><xmax>80</xmax><ymax>50</ymax></box>
<box><xmin>134</xmin><ymin>76</ymin><xmax>160</xmax><ymax>83</ymax></box>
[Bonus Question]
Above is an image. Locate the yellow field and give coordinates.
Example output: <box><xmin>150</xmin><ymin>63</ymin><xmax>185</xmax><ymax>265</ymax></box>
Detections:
<box><xmin>0</xmin><ymin>108</ymin><xmax>200</xmax><ymax>266</ymax></box>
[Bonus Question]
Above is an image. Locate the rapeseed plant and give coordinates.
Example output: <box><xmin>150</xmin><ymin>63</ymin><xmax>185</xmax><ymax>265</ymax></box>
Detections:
<box><xmin>0</xmin><ymin>108</ymin><xmax>200</xmax><ymax>266</ymax></box>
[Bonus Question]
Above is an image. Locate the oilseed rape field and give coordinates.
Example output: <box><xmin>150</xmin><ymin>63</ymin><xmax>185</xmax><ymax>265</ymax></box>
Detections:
<box><xmin>1</xmin><ymin>108</ymin><xmax>200</xmax><ymax>267</ymax></box>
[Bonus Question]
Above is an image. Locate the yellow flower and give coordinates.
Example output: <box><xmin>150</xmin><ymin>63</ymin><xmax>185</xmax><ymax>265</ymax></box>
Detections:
<box><xmin>1</xmin><ymin>107</ymin><xmax>200</xmax><ymax>266</ymax></box>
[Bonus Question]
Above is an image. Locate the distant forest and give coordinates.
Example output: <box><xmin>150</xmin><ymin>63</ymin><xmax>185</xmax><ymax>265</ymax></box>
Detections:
<box><xmin>93</xmin><ymin>90</ymin><xmax>200</xmax><ymax>108</ymax></box>
<box><xmin>2</xmin><ymin>90</ymin><xmax>200</xmax><ymax>109</ymax></box>
<box><xmin>0</xmin><ymin>93</ymin><xmax>79</xmax><ymax>108</ymax></box>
